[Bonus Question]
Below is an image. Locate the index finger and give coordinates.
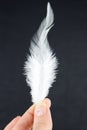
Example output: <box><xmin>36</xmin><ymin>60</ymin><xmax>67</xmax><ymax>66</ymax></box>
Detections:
<box><xmin>4</xmin><ymin>116</ymin><xmax>21</xmax><ymax>130</ymax></box>
<box><xmin>12</xmin><ymin>104</ymin><xmax>35</xmax><ymax>130</ymax></box>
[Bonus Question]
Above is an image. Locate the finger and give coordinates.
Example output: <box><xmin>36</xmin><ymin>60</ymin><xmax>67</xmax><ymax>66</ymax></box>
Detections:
<box><xmin>44</xmin><ymin>98</ymin><xmax>51</xmax><ymax>108</ymax></box>
<box><xmin>33</xmin><ymin>98</ymin><xmax>53</xmax><ymax>130</ymax></box>
<box><xmin>4</xmin><ymin>116</ymin><xmax>21</xmax><ymax>130</ymax></box>
<box><xmin>12</xmin><ymin>104</ymin><xmax>35</xmax><ymax>130</ymax></box>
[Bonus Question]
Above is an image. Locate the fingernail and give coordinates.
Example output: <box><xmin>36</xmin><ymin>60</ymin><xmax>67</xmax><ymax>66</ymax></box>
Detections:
<box><xmin>35</xmin><ymin>103</ymin><xmax>46</xmax><ymax>116</ymax></box>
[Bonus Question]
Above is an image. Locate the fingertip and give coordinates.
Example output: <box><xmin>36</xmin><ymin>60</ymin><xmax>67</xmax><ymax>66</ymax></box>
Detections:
<box><xmin>34</xmin><ymin>98</ymin><xmax>51</xmax><ymax>117</ymax></box>
<box><xmin>44</xmin><ymin>98</ymin><xmax>51</xmax><ymax>108</ymax></box>
<box><xmin>33</xmin><ymin>99</ymin><xmax>53</xmax><ymax>130</ymax></box>
<box><xmin>4</xmin><ymin>116</ymin><xmax>21</xmax><ymax>130</ymax></box>
<box><xmin>15</xmin><ymin>116</ymin><xmax>21</xmax><ymax>120</ymax></box>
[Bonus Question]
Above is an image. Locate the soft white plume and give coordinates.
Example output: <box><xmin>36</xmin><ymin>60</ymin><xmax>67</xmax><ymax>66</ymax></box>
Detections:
<box><xmin>24</xmin><ymin>2</ymin><xmax>58</xmax><ymax>103</ymax></box>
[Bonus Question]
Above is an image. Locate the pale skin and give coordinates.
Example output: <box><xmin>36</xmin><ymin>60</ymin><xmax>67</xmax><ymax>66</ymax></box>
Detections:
<box><xmin>4</xmin><ymin>98</ymin><xmax>53</xmax><ymax>130</ymax></box>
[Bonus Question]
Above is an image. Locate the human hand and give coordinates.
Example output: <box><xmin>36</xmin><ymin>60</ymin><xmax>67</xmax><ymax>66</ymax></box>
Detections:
<box><xmin>4</xmin><ymin>98</ymin><xmax>53</xmax><ymax>130</ymax></box>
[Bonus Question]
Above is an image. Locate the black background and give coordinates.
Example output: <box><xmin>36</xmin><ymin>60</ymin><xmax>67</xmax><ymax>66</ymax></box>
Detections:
<box><xmin>0</xmin><ymin>0</ymin><xmax>87</xmax><ymax>130</ymax></box>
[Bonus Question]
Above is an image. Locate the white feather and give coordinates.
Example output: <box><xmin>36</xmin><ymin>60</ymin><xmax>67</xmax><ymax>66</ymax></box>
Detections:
<box><xmin>24</xmin><ymin>2</ymin><xmax>58</xmax><ymax>103</ymax></box>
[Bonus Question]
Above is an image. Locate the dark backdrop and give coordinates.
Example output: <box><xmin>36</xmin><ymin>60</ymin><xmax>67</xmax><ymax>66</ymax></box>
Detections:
<box><xmin>0</xmin><ymin>0</ymin><xmax>87</xmax><ymax>130</ymax></box>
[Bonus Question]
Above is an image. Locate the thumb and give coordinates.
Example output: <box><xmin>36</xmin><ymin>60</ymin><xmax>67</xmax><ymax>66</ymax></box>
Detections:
<box><xmin>33</xmin><ymin>98</ymin><xmax>53</xmax><ymax>130</ymax></box>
